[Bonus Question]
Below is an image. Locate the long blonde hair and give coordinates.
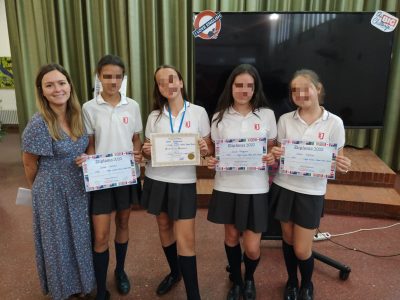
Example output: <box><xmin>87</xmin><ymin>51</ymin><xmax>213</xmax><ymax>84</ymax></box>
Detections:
<box><xmin>35</xmin><ymin>64</ymin><xmax>84</xmax><ymax>140</ymax></box>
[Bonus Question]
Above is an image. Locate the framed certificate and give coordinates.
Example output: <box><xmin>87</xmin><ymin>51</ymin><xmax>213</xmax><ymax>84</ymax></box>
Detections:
<box><xmin>151</xmin><ymin>133</ymin><xmax>200</xmax><ymax>167</ymax></box>
<box><xmin>82</xmin><ymin>152</ymin><xmax>137</xmax><ymax>192</ymax></box>
<box><xmin>279</xmin><ymin>139</ymin><xmax>338</xmax><ymax>179</ymax></box>
<box><xmin>215</xmin><ymin>137</ymin><xmax>267</xmax><ymax>171</ymax></box>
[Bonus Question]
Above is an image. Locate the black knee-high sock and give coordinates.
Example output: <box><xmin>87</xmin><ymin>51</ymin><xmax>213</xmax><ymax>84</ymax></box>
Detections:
<box><xmin>282</xmin><ymin>240</ymin><xmax>298</xmax><ymax>285</ymax></box>
<box><xmin>243</xmin><ymin>252</ymin><xmax>260</xmax><ymax>281</ymax></box>
<box><xmin>178</xmin><ymin>255</ymin><xmax>201</xmax><ymax>300</ymax></box>
<box><xmin>224</xmin><ymin>243</ymin><xmax>243</xmax><ymax>286</ymax></box>
<box><xmin>163</xmin><ymin>242</ymin><xmax>180</xmax><ymax>278</ymax></box>
<box><xmin>298</xmin><ymin>254</ymin><xmax>314</xmax><ymax>289</ymax></box>
<box><xmin>115</xmin><ymin>241</ymin><xmax>128</xmax><ymax>274</ymax></box>
<box><xmin>93</xmin><ymin>249</ymin><xmax>109</xmax><ymax>300</ymax></box>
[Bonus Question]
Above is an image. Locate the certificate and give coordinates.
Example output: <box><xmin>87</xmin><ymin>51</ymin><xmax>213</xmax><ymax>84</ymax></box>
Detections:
<box><xmin>151</xmin><ymin>133</ymin><xmax>200</xmax><ymax>167</ymax></box>
<box><xmin>82</xmin><ymin>152</ymin><xmax>137</xmax><ymax>192</ymax></box>
<box><xmin>215</xmin><ymin>137</ymin><xmax>267</xmax><ymax>171</ymax></box>
<box><xmin>279</xmin><ymin>140</ymin><xmax>337</xmax><ymax>179</ymax></box>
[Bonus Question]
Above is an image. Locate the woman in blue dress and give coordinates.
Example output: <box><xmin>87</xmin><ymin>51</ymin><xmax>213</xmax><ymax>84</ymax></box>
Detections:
<box><xmin>21</xmin><ymin>64</ymin><xmax>95</xmax><ymax>300</ymax></box>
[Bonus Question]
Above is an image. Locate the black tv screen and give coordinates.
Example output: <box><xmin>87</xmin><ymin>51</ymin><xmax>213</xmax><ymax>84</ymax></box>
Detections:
<box><xmin>194</xmin><ymin>12</ymin><xmax>396</xmax><ymax>128</ymax></box>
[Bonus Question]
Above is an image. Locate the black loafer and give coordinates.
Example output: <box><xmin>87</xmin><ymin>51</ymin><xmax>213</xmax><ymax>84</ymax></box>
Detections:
<box><xmin>115</xmin><ymin>270</ymin><xmax>131</xmax><ymax>295</ymax></box>
<box><xmin>227</xmin><ymin>284</ymin><xmax>243</xmax><ymax>300</ymax></box>
<box><xmin>284</xmin><ymin>282</ymin><xmax>299</xmax><ymax>300</ymax></box>
<box><xmin>95</xmin><ymin>290</ymin><xmax>110</xmax><ymax>300</ymax></box>
<box><xmin>156</xmin><ymin>273</ymin><xmax>182</xmax><ymax>295</ymax></box>
<box><xmin>299</xmin><ymin>283</ymin><xmax>313</xmax><ymax>300</ymax></box>
<box><xmin>243</xmin><ymin>280</ymin><xmax>256</xmax><ymax>300</ymax></box>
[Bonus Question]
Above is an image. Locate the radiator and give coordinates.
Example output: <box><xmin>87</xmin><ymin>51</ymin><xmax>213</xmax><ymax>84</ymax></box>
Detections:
<box><xmin>0</xmin><ymin>110</ymin><xmax>19</xmax><ymax>124</ymax></box>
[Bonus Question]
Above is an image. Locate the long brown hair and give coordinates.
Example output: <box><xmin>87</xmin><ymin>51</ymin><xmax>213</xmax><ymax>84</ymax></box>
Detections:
<box><xmin>35</xmin><ymin>63</ymin><xmax>84</xmax><ymax>140</ymax></box>
<box><xmin>152</xmin><ymin>65</ymin><xmax>189</xmax><ymax>122</ymax></box>
<box><xmin>213</xmin><ymin>64</ymin><xmax>269</xmax><ymax>126</ymax></box>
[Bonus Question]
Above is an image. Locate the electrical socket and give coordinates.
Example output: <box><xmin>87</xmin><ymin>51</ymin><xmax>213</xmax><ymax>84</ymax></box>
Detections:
<box><xmin>313</xmin><ymin>232</ymin><xmax>331</xmax><ymax>241</ymax></box>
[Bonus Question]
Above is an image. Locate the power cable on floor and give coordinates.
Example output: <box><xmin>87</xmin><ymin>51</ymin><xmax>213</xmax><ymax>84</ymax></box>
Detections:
<box><xmin>316</xmin><ymin>228</ymin><xmax>400</xmax><ymax>258</ymax></box>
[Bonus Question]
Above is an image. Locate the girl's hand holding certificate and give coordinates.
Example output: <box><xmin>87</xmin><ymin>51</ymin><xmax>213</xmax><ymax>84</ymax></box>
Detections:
<box><xmin>142</xmin><ymin>140</ymin><xmax>152</xmax><ymax>159</ymax></box>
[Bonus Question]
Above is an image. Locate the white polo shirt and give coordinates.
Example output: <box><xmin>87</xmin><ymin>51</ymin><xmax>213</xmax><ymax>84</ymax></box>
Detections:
<box><xmin>273</xmin><ymin>108</ymin><xmax>345</xmax><ymax>195</ymax></box>
<box><xmin>82</xmin><ymin>95</ymin><xmax>143</xmax><ymax>154</ymax></box>
<box><xmin>144</xmin><ymin>101</ymin><xmax>211</xmax><ymax>184</ymax></box>
<box><xmin>211</xmin><ymin>107</ymin><xmax>277</xmax><ymax>194</ymax></box>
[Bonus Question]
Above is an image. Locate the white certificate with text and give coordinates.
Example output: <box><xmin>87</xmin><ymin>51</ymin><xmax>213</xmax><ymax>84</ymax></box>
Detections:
<box><xmin>82</xmin><ymin>152</ymin><xmax>137</xmax><ymax>192</ymax></box>
<box><xmin>215</xmin><ymin>137</ymin><xmax>267</xmax><ymax>171</ymax></box>
<box><xmin>279</xmin><ymin>139</ymin><xmax>337</xmax><ymax>179</ymax></box>
<box><xmin>151</xmin><ymin>133</ymin><xmax>200</xmax><ymax>167</ymax></box>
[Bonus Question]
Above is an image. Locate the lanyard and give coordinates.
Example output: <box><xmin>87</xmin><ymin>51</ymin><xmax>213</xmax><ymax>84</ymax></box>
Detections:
<box><xmin>168</xmin><ymin>100</ymin><xmax>186</xmax><ymax>133</ymax></box>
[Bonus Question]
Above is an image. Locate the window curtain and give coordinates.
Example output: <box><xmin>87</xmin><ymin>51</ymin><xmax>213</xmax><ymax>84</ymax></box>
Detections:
<box><xmin>5</xmin><ymin>0</ymin><xmax>400</xmax><ymax>170</ymax></box>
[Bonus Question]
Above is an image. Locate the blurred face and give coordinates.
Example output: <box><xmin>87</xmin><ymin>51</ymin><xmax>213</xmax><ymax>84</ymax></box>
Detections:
<box><xmin>291</xmin><ymin>76</ymin><xmax>321</xmax><ymax>109</ymax></box>
<box><xmin>41</xmin><ymin>70</ymin><xmax>71</xmax><ymax>109</ymax></box>
<box><xmin>232</xmin><ymin>73</ymin><xmax>254</xmax><ymax>107</ymax></box>
<box><xmin>155</xmin><ymin>68</ymin><xmax>183</xmax><ymax>100</ymax></box>
<box><xmin>98</xmin><ymin>64</ymin><xmax>124</xmax><ymax>97</ymax></box>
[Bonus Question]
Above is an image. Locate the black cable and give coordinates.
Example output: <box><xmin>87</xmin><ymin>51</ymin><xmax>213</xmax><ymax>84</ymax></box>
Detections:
<box><xmin>316</xmin><ymin>228</ymin><xmax>400</xmax><ymax>258</ymax></box>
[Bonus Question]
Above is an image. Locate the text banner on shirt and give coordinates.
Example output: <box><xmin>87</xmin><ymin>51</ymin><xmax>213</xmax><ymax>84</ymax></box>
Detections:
<box><xmin>151</xmin><ymin>133</ymin><xmax>200</xmax><ymax>167</ymax></box>
<box><xmin>215</xmin><ymin>137</ymin><xmax>267</xmax><ymax>171</ymax></box>
<box><xmin>279</xmin><ymin>139</ymin><xmax>337</xmax><ymax>179</ymax></box>
<box><xmin>82</xmin><ymin>152</ymin><xmax>137</xmax><ymax>192</ymax></box>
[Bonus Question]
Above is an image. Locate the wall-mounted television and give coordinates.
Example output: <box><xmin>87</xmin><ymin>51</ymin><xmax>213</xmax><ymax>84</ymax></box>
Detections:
<box><xmin>194</xmin><ymin>12</ymin><xmax>396</xmax><ymax>128</ymax></box>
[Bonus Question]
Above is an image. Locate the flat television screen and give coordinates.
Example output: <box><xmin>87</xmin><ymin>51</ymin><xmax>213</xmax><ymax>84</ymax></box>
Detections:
<box><xmin>194</xmin><ymin>12</ymin><xmax>396</xmax><ymax>128</ymax></box>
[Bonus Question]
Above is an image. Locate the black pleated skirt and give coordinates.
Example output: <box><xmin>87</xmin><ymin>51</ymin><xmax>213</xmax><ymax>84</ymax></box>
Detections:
<box><xmin>90</xmin><ymin>183</ymin><xmax>141</xmax><ymax>215</ymax></box>
<box><xmin>269</xmin><ymin>183</ymin><xmax>324</xmax><ymax>229</ymax></box>
<box><xmin>141</xmin><ymin>176</ymin><xmax>197</xmax><ymax>220</ymax></box>
<box><xmin>207</xmin><ymin>190</ymin><xmax>269</xmax><ymax>233</ymax></box>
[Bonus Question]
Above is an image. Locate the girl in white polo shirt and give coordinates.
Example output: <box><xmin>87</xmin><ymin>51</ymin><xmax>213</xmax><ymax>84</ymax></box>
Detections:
<box><xmin>270</xmin><ymin>69</ymin><xmax>351</xmax><ymax>300</ymax></box>
<box><xmin>207</xmin><ymin>64</ymin><xmax>277</xmax><ymax>300</ymax></box>
<box><xmin>82</xmin><ymin>55</ymin><xmax>142</xmax><ymax>300</ymax></box>
<box><xmin>141</xmin><ymin>65</ymin><xmax>211</xmax><ymax>300</ymax></box>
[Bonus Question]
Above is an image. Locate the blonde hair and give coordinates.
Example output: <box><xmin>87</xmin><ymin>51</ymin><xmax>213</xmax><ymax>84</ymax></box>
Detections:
<box><xmin>35</xmin><ymin>64</ymin><xmax>84</xmax><ymax>141</ymax></box>
<box><xmin>290</xmin><ymin>69</ymin><xmax>325</xmax><ymax>104</ymax></box>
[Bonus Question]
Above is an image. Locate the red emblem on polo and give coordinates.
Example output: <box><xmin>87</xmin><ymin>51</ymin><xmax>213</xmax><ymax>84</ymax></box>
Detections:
<box><xmin>318</xmin><ymin>132</ymin><xmax>325</xmax><ymax>139</ymax></box>
<box><xmin>254</xmin><ymin>123</ymin><xmax>260</xmax><ymax>130</ymax></box>
<box><xmin>122</xmin><ymin>117</ymin><xmax>129</xmax><ymax>124</ymax></box>
<box><xmin>185</xmin><ymin>121</ymin><xmax>191</xmax><ymax>128</ymax></box>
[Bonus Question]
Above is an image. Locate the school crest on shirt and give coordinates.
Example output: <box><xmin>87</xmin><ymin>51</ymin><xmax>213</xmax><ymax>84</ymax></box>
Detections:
<box><xmin>185</xmin><ymin>121</ymin><xmax>191</xmax><ymax>128</ymax></box>
<box><xmin>254</xmin><ymin>123</ymin><xmax>260</xmax><ymax>130</ymax></box>
<box><xmin>122</xmin><ymin>117</ymin><xmax>129</xmax><ymax>124</ymax></box>
<box><xmin>318</xmin><ymin>132</ymin><xmax>325</xmax><ymax>140</ymax></box>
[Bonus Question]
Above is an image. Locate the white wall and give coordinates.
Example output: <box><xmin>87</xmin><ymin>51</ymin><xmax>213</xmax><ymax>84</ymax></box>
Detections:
<box><xmin>0</xmin><ymin>0</ymin><xmax>17</xmax><ymax>113</ymax></box>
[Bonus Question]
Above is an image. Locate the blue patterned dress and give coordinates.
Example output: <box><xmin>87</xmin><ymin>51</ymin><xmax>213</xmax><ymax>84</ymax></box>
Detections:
<box><xmin>22</xmin><ymin>113</ymin><xmax>95</xmax><ymax>300</ymax></box>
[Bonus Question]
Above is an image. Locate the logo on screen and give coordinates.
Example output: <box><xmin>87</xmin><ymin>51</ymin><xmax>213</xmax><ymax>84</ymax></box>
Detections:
<box><xmin>192</xmin><ymin>10</ymin><xmax>222</xmax><ymax>39</ymax></box>
<box><xmin>371</xmin><ymin>10</ymin><xmax>398</xmax><ymax>32</ymax></box>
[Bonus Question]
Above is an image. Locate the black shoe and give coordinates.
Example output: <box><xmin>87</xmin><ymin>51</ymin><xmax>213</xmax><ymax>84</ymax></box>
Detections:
<box><xmin>95</xmin><ymin>290</ymin><xmax>110</xmax><ymax>300</ymax></box>
<box><xmin>115</xmin><ymin>270</ymin><xmax>131</xmax><ymax>295</ymax></box>
<box><xmin>284</xmin><ymin>282</ymin><xmax>298</xmax><ymax>300</ymax></box>
<box><xmin>299</xmin><ymin>283</ymin><xmax>313</xmax><ymax>300</ymax></box>
<box><xmin>156</xmin><ymin>273</ymin><xmax>182</xmax><ymax>295</ymax></box>
<box><xmin>243</xmin><ymin>280</ymin><xmax>256</xmax><ymax>300</ymax></box>
<box><xmin>227</xmin><ymin>284</ymin><xmax>243</xmax><ymax>300</ymax></box>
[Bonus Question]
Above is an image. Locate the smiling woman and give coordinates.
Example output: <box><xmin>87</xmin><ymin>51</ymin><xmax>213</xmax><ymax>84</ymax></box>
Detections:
<box><xmin>21</xmin><ymin>63</ymin><xmax>95</xmax><ymax>300</ymax></box>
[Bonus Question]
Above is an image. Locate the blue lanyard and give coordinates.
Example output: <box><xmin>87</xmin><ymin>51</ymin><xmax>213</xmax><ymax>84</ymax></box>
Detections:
<box><xmin>168</xmin><ymin>100</ymin><xmax>186</xmax><ymax>133</ymax></box>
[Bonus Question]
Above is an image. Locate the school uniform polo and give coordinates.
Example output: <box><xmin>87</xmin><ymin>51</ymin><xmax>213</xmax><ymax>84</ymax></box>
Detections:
<box><xmin>82</xmin><ymin>95</ymin><xmax>143</xmax><ymax>154</ymax></box>
<box><xmin>211</xmin><ymin>107</ymin><xmax>277</xmax><ymax>194</ymax></box>
<box><xmin>273</xmin><ymin>108</ymin><xmax>345</xmax><ymax>195</ymax></box>
<box><xmin>144</xmin><ymin>101</ymin><xmax>210</xmax><ymax>184</ymax></box>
